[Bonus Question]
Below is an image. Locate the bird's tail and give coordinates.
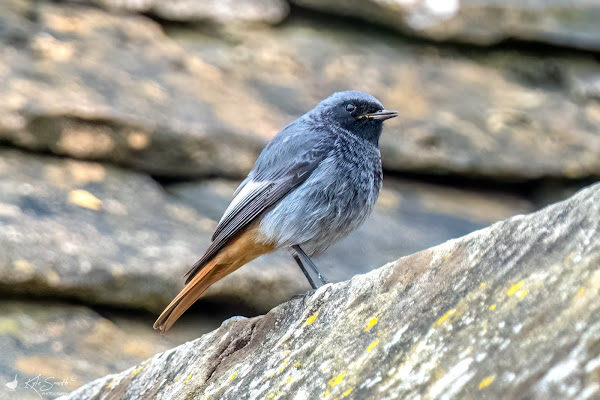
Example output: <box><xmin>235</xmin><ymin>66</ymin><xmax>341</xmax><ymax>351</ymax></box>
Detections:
<box><xmin>153</xmin><ymin>224</ymin><xmax>275</xmax><ymax>333</ymax></box>
<box><xmin>153</xmin><ymin>258</ymin><xmax>222</xmax><ymax>334</ymax></box>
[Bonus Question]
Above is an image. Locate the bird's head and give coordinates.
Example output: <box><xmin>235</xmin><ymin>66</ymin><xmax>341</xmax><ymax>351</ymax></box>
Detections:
<box><xmin>314</xmin><ymin>90</ymin><xmax>397</xmax><ymax>146</ymax></box>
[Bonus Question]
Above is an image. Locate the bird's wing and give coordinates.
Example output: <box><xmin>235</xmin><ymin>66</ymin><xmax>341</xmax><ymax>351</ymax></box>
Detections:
<box><xmin>214</xmin><ymin>119</ymin><xmax>324</xmax><ymax>240</ymax></box>
<box><xmin>184</xmin><ymin>144</ymin><xmax>331</xmax><ymax>284</ymax></box>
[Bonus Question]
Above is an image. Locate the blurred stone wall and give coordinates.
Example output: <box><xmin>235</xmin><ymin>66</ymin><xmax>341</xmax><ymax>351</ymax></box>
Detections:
<box><xmin>0</xmin><ymin>0</ymin><xmax>598</xmax><ymax>398</ymax></box>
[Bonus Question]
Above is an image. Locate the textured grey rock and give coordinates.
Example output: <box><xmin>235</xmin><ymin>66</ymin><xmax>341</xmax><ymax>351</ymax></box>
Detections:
<box><xmin>0</xmin><ymin>301</ymin><xmax>177</xmax><ymax>400</ymax></box>
<box><xmin>0</xmin><ymin>0</ymin><xmax>279</xmax><ymax>178</ymax></box>
<box><xmin>171</xmin><ymin>19</ymin><xmax>600</xmax><ymax>180</ymax></box>
<box><xmin>292</xmin><ymin>0</ymin><xmax>600</xmax><ymax>50</ymax></box>
<box><xmin>60</xmin><ymin>183</ymin><xmax>600</xmax><ymax>400</ymax></box>
<box><xmin>0</xmin><ymin>149</ymin><xmax>531</xmax><ymax>314</ymax></box>
<box><xmin>2</xmin><ymin>1</ymin><xmax>600</xmax><ymax>181</ymax></box>
<box><xmin>89</xmin><ymin>0</ymin><xmax>289</xmax><ymax>25</ymax></box>
<box><xmin>0</xmin><ymin>149</ymin><xmax>304</xmax><ymax>313</ymax></box>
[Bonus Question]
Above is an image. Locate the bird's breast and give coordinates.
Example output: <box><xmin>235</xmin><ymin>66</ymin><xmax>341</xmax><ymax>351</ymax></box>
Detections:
<box><xmin>258</xmin><ymin>135</ymin><xmax>382</xmax><ymax>254</ymax></box>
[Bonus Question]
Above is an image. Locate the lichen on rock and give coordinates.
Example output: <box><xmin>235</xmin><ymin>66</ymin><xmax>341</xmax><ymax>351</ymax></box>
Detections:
<box><xmin>59</xmin><ymin>183</ymin><xmax>600</xmax><ymax>399</ymax></box>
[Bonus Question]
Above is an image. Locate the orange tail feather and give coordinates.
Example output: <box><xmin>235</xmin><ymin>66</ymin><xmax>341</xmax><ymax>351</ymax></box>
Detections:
<box><xmin>153</xmin><ymin>258</ymin><xmax>220</xmax><ymax>334</ymax></box>
<box><xmin>154</xmin><ymin>224</ymin><xmax>275</xmax><ymax>333</ymax></box>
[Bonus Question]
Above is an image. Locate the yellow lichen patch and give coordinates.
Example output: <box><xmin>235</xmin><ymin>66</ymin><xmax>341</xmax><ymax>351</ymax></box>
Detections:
<box><xmin>128</xmin><ymin>131</ymin><xmax>150</xmax><ymax>150</ymax></box>
<box><xmin>434</xmin><ymin>308</ymin><xmax>456</xmax><ymax>326</ymax></box>
<box><xmin>32</xmin><ymin>35</ymin><xmax>75</xmax><ymax>61</ymax></box>
<box><xmin>12</xmin><ymin>259</ymin><xmax>34</xmax><ymax>279</ymax></box>
<box><xmin>46</xmin><ymin>14</ymin><xmax>87</xmax><ymax>33</ymax></box>
<box><xmin>574</xmin><ymin>287</ymin><xmax>586</xmax><ymax>300</ymax></box>
<box><xmin>305</xmin><ymin>312</ymin><xmax>319</xmax><ymax>326</ymax></box>
<box><xmin>58</xmin><ymin>126</ymin><xmax>115</xmax><ymax>157</ymax></box>
<box><xmin>432</xmin><ymin>368</ymin><xmax>446</xmax><ymax>381</ymax></box>
<box><xmin>328</xmin><ymin>371</ymin><xmax>346</xmax><ymax>387</ymax></box>
<box><xmin>489</xmin><ymin>304</ymin><xmax>496</xmax><ymax>311</ymax></box>
<box><xmin>343</xmin><ymin>387</ymin><xmax>354</xmax><ymax>397</ymax></box>
<box><xmin>565</xmin><ymin>252</ymin><xmax>575</xmax><ymax>261</ymax></box>
<box><xmin>174</xmin><ymin>377</ymin><xmax>180</xmax><ymax>382</ymax></box>
<box><xmin>229</xmin><ymin>372</ymin><xmax>238</xmax><ymax>381</ymax></box>
<box><xmin>0</xmin><ymin>318</ymin><xmax>18</xmax><ymax>335</ymax></box>
<box><xmin>13</xmin><ymin>259</ymin><xmax>33</xmax><ymax>275</ymax></box>
<box><xmin>517</xmin><ymin>290</ymin><xmax>528</xmax><ymax>300</ymax></box>
<box><xmin>278</xmin><ymin>359</ymin><xmax>290</xmax><ymax>372</ymax></box>
<box><xmin>267</xmin><ymin>391</ymin><xmax>280</xmax><ymax>399</ymax></box>
<box><xmin>45</xmin><ymin>270</ymin><xmax>61</xmax><ymax>286</ymax></box>
<box><xmin>183</xmin><ymin>374</ymin><xmax>193</xmax><ymax>384</ymax></box>
<box><xmin>69</xmin><ymin>162</ymin><xmax>106</xmax><ymax>184</ymax></box>
<box><xmin>366</xmin><ymin>338</ymin><xmax>380</xmax><ymax>353</ymax></box>
<box><xmin>285</xmin><ymin>376</ymin><xmax>293</xmax><ymax>384</ymax></box>
<box><xmin>293</xmin><ymin>362</ymin><xmax>302</xmax><ymax>369</ymax></box>
<box><xmin>111</xmin><ymin>264</ymin><xmax>125</xmax><ymax>279</ymax></box>
<box><xmin>321</xmin><ymin>389</ymin><xmax>330</xmax><ymax>398</ymax></box>
<box><xmin>106</xmin><ymin>379</ymin><xmax>114</xmax><ymax>389</ymax></box>
<box><xmin>480</xmin><ymin>282</ymin><xmax>486</xmax><ymax>288</ymax></box>
<box><xmin>506</xmin><ymin>281</ymin><xmax>524</xmax><ymax>296</ymax></box>
<box><xmin>68</xmin><ymin>189</ymin><xmax>102</xmax><ymax>210</ymax></box>
<box><xmin>586</xmin><ymin>103</ymin><xmax>600</xmax><ymax>124</ymax></box>
<box><xmin>130</xmin><ymin>366</ymin><xmax>144</xmax><ymax>377</ymax></box>
<box><xmin>364</xmin><ymin>317</ymin><xmax>378</xmax><ymax>332</ymax></box>
<box><xmin>478</xmin><ymin>376</ymin><xmax>494</xmax><ymax>389</ymax></box>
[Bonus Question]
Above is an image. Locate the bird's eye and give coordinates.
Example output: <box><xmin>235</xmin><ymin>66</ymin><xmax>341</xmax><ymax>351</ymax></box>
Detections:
<box><xmin>345</xmin><ymin>103</ymin><xmax>356</xmax><ymax>112</ymax></box>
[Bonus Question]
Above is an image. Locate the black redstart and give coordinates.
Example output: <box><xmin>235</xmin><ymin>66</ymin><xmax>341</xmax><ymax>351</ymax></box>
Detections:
<box><xmin>154</xmin><ymin>90</ymin><xmax>397</xmax><ymax>333</ymax></box>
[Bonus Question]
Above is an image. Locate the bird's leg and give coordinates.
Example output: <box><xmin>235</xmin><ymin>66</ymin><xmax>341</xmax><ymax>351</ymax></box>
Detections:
<box><xmin>292</xmin><ymin>245</ymin><xmax>329</xmax><ymax>286</ymax></box>
<box><xmin>292</xmin><ymin>252</ymin><xmax>318</xmax><ymax>290</ymax></box>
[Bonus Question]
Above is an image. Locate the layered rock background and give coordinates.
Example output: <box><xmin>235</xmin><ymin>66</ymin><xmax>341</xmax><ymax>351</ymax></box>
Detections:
<box><xmin>0</xmin><ymin>0</ymin><xmax>598</xmax><ymax>398</ymax></box>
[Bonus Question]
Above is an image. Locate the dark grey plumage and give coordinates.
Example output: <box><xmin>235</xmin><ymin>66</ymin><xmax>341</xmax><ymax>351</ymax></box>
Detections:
<box><xmin>184</xmin><ymin>90</ymin><xmax>396</xmax><ymax>284</ymax></box>
<box><xmin>156</xmin><ymin>90</ymin><xmax>397</xmax><ymax>333</ymax></box>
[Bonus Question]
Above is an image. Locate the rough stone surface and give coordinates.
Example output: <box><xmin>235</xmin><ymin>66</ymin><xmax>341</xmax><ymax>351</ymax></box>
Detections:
<box><xmin>171</xmin><ymin>19</ymin><xmax>600</xmax><ymax>179</ymax></box>
<box><xmin>60</xmin><ymin>183</ymin><xmax>600</xmax><ymax>400</ymax></box>
<box><xmin>89</xmin><ymin>0</ymin><xmax>289</xmax><ymax>25</ymax></box>
<box><xmin>0</xmin><ymin>149</ymin><xmax>532</xmax><ymax>314</ymax></box>
<box><xmin>292</xmin><ymin>0</ymin><xmax>600</xmax><ymax>50</ymax></box>
<box><xmin>0</xmin><ymin>149</ymin><xmax>305</xmax><ymax>313</ymax></box>
<box><xmin>0</xmin><ymin>301</ymin><xmax>177</xmax><ymax>400</ymax></box>
<box><xmin>1</xmin><ymin>1</ymin><xmax>599</xmax><ymax>181</ymax></box>
<box><xmin>0</xmin><ymin>0</ymin><xmax>281</xmax><ymax>178</ymax></box>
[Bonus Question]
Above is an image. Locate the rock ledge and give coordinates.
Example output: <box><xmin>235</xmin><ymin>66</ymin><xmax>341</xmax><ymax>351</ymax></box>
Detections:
<box><xmin>60</xmin><ymin>183</ymin><xmax>600</xmax><ymax>399</ymax></box>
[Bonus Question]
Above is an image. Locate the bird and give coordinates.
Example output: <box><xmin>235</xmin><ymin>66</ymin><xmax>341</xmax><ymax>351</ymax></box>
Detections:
<box><xmin>154</xmin><ymin>90</ymin><xmax>397</xmax><ymax>333</ymax></box>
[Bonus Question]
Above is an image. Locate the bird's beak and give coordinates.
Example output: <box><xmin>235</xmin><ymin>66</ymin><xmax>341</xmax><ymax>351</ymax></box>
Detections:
<box><xmin>358</xmin><ymin>109</ymin><xmax>398</xmax><ymax>121</ymax></box>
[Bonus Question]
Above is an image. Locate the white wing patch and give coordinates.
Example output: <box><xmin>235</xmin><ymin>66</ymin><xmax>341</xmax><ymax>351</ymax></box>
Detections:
<box><xmin>218</xmin><ymin>180</ymin><xmax>270</xmax><ymax>226</ymax></box>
